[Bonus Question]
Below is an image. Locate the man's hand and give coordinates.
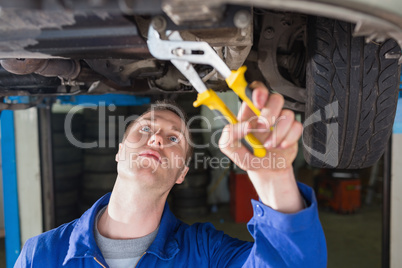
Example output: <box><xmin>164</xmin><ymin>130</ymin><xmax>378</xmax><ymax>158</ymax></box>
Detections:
<box><xmin>219</xmin><ymin>82</ymin><xmax>305</xmax><ymax>213</ymax></box>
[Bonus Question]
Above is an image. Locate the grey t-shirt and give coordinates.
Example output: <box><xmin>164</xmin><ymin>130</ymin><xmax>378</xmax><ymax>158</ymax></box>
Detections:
<box><xmin>94</xmin><ymin>206</ymin><xmax>159</xmax><ymax>268</ymax></box>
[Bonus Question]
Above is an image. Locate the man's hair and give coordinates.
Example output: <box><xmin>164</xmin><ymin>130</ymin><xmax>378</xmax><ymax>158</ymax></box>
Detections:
<box><xmin>123</xmin><ymin>99</ymin><xmax>194</xmax><ymax>164</ymax></box>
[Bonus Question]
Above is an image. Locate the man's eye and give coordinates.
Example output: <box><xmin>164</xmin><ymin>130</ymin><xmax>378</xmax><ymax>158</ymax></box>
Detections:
<box><xmin>169</xmin><ymin>136</ymin><xmax>179</xmax><ymax>143</ymax></box>
<box><xmin>140</xmin><ymin>126</ymin><xmax>151</xmax><ymax>132</ymax></box>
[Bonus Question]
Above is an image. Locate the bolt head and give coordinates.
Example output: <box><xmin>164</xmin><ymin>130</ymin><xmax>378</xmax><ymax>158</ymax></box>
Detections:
<box><xmin>234</xmin><ymin>10</ymin><xmax>251</xmax><ymax>29</ymax></box>
<box><xmin>151</xmin><ymin>16</ymin><xmax>167</xmax><ymax>32</ymax></box>
<box><xmin>263</xmin><ymin>27</ymin><xmax>275</xmax><ymax>39</ymax></box>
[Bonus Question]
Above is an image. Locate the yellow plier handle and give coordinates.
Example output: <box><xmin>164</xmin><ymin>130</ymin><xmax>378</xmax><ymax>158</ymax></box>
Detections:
<box><xmin>194</xmin><ymin>89</ymin><xmax>266</xmax><ymax>158</ymax></box>
<box><xmin>225</xmin><ymin>66</ymin><xmax>261</xmax><ymax>117</ymax></box>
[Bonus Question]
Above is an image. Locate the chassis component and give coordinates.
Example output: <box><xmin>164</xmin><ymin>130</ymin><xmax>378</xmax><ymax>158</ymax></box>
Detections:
<box><xmin>0</xmin><ymin>1</ymin><xmax>400</xmax><ymax>169</ymax></box>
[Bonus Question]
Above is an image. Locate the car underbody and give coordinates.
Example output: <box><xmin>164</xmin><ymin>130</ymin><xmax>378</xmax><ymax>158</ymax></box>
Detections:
<box><xmin>0</xmin><ymin>0</ymin><xmax>401</xmax><ymax>169</ymax></box>
<box><xmin>0</xmin><ymin>1</ymin><xmax>399</xmax><ymax>98</ymax></box>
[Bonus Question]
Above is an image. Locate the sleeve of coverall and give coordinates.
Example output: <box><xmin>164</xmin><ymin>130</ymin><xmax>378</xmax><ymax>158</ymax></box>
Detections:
<box><xmin>241</xmin><ymin>182</ymin><xmax>327</xmax><ymax>268</ymax></box>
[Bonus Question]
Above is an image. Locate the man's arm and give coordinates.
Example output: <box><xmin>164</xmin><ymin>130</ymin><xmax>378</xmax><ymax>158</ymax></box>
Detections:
<box><xmin>219</xmin><ymin>82</ymin><xmax>304</xmax><ymax>212</ymax></box>
<box><xmin>243</xmin><ymin>182</ymin><xmax>327</xmax><ymax>267</ymax></box>
<box><xmin>201</xmin><ymin>181</ymin><xmax>326</xmax><ymax>268</ymax></box>
<box><xmin>217</xmin><ymin>81</ymin><xmax>327</xmax><ymax>267</ymax></box>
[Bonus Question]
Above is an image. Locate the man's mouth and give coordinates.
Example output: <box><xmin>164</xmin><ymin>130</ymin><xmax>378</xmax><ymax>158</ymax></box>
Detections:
<box><xmin>139</xmin><ymin>150</ymin><xmax>162</xmax><ymax>163</ymax></box>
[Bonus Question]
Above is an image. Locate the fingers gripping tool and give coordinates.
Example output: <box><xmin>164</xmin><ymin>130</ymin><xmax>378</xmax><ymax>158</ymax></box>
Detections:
<box><xmin>147</xmin><ymin>25</ymin><xmax>266</xmax><ymax>158</ymax></box>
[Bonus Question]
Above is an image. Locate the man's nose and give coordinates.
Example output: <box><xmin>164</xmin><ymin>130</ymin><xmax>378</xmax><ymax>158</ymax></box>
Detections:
<box><xmin>148</xmin><ymin>130</ymin><xmax>164</xmax><ymax>148</ymax></box>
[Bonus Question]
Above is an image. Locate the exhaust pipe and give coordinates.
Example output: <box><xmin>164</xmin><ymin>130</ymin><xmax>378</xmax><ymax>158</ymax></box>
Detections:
<box><xmin>1</xmin><ymin>58</ymin><xmax>81</xmax><ymax>80</ymax></box>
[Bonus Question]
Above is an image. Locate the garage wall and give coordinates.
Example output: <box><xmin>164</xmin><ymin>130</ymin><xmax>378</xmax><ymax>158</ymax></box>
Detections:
<box><xmin>14</xmin><ymin>108</ymin><xmax>43</xmax><ymax>244</ymax></box>
<box><xmin>391</xmin><ymin>134</ymin><xmax>402</xmax><ymax>268</ymax></box>
<box><xmin>391</xmin><ymin>97</ymin><xmax>402</xmax><ymax>268</ymax></box>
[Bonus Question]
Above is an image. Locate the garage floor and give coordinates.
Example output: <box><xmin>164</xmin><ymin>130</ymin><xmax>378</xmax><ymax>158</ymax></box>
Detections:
<box><xmin>0</xmin><ymin>204</ymin><xmax>381</xmax><ymax>267</ymax></box>
<box><xmin>319</xmin><ymin>205</ymin><xmax>382</xmax><ymax>268</ymax></box>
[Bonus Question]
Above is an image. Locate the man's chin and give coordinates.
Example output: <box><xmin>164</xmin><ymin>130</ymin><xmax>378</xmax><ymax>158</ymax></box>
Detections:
<box><xmin>135</xmin><ymin>164</ymin><xmax>159</xmax><ymax>175</ymax></box>
<box><xmin>132</xmin><ymin>157</ymin><xmax>161</xmax><ymax>173</ymax></box>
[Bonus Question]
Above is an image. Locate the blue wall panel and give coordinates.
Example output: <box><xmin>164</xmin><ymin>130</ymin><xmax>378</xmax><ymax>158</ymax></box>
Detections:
<box><xmin>1</xmin><ymin>110</ymin><xmax>21</xmax><ymax>267</ymax></box>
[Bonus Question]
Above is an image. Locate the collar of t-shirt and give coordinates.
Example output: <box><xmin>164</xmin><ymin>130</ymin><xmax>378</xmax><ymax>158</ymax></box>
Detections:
<box><xmin>94</xmin><ymin>206</ymin><xmax>159</xmax><ymax>267</ymax></box>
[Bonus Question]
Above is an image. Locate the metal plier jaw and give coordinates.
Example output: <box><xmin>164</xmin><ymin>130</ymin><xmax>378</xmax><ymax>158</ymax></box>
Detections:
<box><xmin>147</xmin><ymin>25</ymin><xmax>266</xmax><ymax>158</ymax></box>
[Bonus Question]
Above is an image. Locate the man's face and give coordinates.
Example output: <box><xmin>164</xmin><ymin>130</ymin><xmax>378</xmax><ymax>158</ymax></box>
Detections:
<box><xmin>116</xmin><ymin>109</ymin><xmax>189</xmax><ymax>193</ymax></box>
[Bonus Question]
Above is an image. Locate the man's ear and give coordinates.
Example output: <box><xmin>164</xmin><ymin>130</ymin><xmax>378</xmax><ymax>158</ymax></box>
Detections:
<box><xmin>175</xmin><ymin>165</ymin><xmax>189</xmax><ymax>185</ymax></box>
<box><xmin>115</xmin><ymin>143</ymin><xmax>123</xmax><ymax>162</ymax></box>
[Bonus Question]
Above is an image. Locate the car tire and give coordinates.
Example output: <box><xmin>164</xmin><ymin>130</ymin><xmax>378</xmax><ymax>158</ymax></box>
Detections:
<box><xmin>53</xmin><ymin>147</ymin><xmax>83</xmax><ymax>164</ymax></box>
<box><xmin>84</xmin><ymin>153</ymin><xmax>117</xmax><ymax>172</ymax></box>
<box><xmin>53</xmin><ymin>162</ymin><xmax>83</xmax><ymax>182</ymax></box>
<box><xmin>51</xmin><ymin>113</ymin><xmax>83</xmax><ymax>132</ymax></box>
<box><xmin>304</xmin><ymin>17</ymin><xmax>401</xmax><ymax>169</ymax></box>
<box><xmin>52</xmin><ymin>132</ymin><xmax>83</xmax><ymax>147</ymax></box>
<box><xmin>82</xmin><ymin>172</ymin><xmax>116</xmax><ymax>191</ymax></box>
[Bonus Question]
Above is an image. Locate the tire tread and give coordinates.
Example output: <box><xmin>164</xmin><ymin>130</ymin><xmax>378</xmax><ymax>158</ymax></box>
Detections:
<box><xmin>304</xmin><ymin>17</ymin><xmax>400</xmax><ymax>168</ymax></box>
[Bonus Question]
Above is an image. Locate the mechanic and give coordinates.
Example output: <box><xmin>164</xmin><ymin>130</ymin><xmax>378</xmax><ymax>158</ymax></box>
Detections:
<box><xmin>15</xmin><ymin>82</ymin><xmax>327</xmax><ymax>267</ymax></box>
